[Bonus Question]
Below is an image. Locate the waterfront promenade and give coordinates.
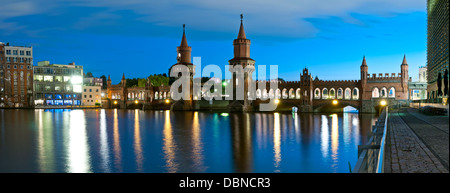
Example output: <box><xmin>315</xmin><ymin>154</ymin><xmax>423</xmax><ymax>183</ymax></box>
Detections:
<box><xmin>385</xmin><ymin>107</ymin><xmax>449</xmax><ymax>173</ymax></box>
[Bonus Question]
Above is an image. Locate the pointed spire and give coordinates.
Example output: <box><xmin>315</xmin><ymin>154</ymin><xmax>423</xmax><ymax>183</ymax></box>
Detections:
<box><xmin>237</xmin><ymin>14</ymin><xmax>247</xmax><ymax>39</ymax></box>
<box><xmin>180</xmin><ymin>24</ymin><xmax>188</xmax><ymax>47</ymax></box>
<box><xmin>122</xmin><ymin>73</ymin><xmax>125</xmax><ymax>80</ymax></box>
<box><xmin>107</xmin><ymin>75</ymin><xmax>111</xmax><ymax>81</ymax></box>
<box><xmin>361</xmin><ymin>55</ymin><xmax>367</xmax><ymax>66</ymax></box>
<box><xmin>402</xmin><ymin>54</ymin><xmax>408</xmax><ymax>65</ymax></box>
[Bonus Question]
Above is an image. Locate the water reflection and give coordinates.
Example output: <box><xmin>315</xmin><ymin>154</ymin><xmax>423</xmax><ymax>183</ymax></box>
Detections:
<box><xmin>0</xmin><ymin>109</ymin><xmax>377</xmax><ymax>173</ymax></box>
<box><xmin>66</xmin><ymin>110</ymin><xmax>91</xmax><ymax>173</ymax></box>
<box><xmin>163</xmin><ymin>110</ymin><xmax>178</xmax><ymax>173</ymax></box>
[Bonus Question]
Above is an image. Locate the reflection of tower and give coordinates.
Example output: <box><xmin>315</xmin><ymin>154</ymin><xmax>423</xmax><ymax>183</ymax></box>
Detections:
<box><xmin>230</xmin><ymin>113</ymin><xmax>253</xmax><ymax>172</ymax></box>
<box><xmin>228</xmin><ymin>14</ymin><xmax>255</xmax><ymax>112</ymax></box>
<box><xmin>169</xmin><ymin>24</ymin><xmax>195</xmax><ymax>110</ymax></box>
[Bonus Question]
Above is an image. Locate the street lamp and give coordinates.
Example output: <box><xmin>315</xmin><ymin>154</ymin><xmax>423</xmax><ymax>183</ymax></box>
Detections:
<box><xmin>135</xmin><ymin>100</ymin><xmax>138</xmax><ymax>104</ymax></box>
<box><xmin>275</xmin><ymin>99</ymin><xmax>280</xmax><ymax>104</ymax></box>
<box><xmin>165</xmin><ymin>99</ymin><xmax>170</xmax><ymax>104</ymax></box>
<box><xmin>332</xmin><ymin>100</ymin><xmax>338</xmax><ymax>105</ymax></box>
<box><xmin>380</xmin><ymin>100</ymin><xmax>387</xmax><ymax>106</ymax></box>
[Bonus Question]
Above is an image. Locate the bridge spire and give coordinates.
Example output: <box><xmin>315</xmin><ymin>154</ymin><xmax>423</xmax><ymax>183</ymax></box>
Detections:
<box><xmin>361</xmin><ymin>55</ymin><xmax>367</xmax><ymax>66</ymax></box>
<box><xmin>402</xmin><ymin>54</ymin><xmax>408</xmax><ymax>65</ymax></box>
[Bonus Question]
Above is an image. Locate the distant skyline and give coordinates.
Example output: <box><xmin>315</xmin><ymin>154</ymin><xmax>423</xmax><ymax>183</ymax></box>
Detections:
<box><xmin>1</xmin><ymin>0</ymin><xmax>427</xmax><ymax>84</ymax></box>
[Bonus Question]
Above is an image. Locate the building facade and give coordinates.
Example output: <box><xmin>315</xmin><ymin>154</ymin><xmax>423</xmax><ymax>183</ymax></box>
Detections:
<box><xmin>427</xmin><ymin>0</ymin><xmax>449</xmax><ymax>100</ymax></box>
<box><xmin>82</xmin><ymin>85</ymin><xmax>102</xmax><ymax>106</ymax></box>
<box><xmin>0</xmin><ymin>42</ymin><xmax>33</xmax><ymax>107</ymax></box>
<box><xmin>33</xmin><ymin>61</ymin><xmax>83</xmax><ymax>106</ymax></box>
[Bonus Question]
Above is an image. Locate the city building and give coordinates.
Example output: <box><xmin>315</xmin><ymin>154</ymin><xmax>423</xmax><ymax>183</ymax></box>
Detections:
<box><xmin>0</xmin><ymin>42</ymin><xmax>33</xmax><ymax>107</ymax></box>
<box><xmin>83</xmin><ymin>77</ymin><xmax>103</xmax><ymax>87</ymax></box>
<box><xmin>409</xmin><ymin>66</ymin><xmax>428</xmax><ymax>100</ymax></box>
<box><xmin>82</xmin><ymin>85</ymin><xmax>102</xmax><ymax>106</ymax></box>
<box><xmin>33</xmin><ymin>61</ymin><xmax>83</xmax><ymax>106</ymax></box>
<box><xmin>427</xmin><ymin>0</ymin><xmax>449</xmax><ymax>100</ymax></box>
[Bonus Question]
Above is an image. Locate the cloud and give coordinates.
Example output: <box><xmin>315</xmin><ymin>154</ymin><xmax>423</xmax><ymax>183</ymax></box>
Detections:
<box><xmin>0</xmin><ymin>0</ymin><xmax>426</xmax><ymax>40</ymax></box>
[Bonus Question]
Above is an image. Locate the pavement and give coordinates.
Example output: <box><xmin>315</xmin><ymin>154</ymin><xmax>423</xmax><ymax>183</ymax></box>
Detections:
<box><xmin>384</xmin><ymin>107</ymin><xmax>449</xmax><ymax>173</ymax></box>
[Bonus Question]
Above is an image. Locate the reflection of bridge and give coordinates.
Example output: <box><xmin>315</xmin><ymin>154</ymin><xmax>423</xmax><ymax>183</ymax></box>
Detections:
<box><xmin>105</xmin><ymin>15</ymin><xmax>411</xmax><ymax>113</ymax></box>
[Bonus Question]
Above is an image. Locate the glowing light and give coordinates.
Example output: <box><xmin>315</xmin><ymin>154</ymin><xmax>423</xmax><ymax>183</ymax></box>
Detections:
<box><xmin>114</xmin><ymin>101</ymin><xmax>117</xmax><ymax>105</ymax></box>
<box><xmin>135</xmin><ymin>100</ymin><xmax>138</xmax><ymax>104</ymax></box>
<box><xmin>220</xmin><ymin>113</ymin><xmax>229</xmax><ymax>117</ymax></box>
<box><xmin>332</xmin><ymin>100</ymin><xmax>338</xmax><ymax>105</ymax></box>
<box><xmin>275</xmin><ymin>99</ymin><xmax>280</xmax><ymax>104</ymax></box>
<box><xmin>380</xmin><ymin>100</ymin><xmax>387</xmax><ymax>106</ymax></box>
<box><xmin>71</xmin><ymin>76</ymin><xmax>82</xmax><ymax>84</ymax></box>
<box><xmin>165</xmin><ymin>99</ymin><xmax>170</xmax><ymax>103</ymax></box>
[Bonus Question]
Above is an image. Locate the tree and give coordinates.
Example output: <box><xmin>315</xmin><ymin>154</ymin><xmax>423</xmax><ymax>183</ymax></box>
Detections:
<box><xmin>138</xmin><ymin>78</ymin><xmax>147</xmax><ymax>88</ymax></box>
<box><xmin>86</xmin><ymin>72</ymin><xmax>93</xmax><ymax>77</ymax></box>
<box><xmin>100</xmin><ymin>75</ymin><xmax>107</xmax><ymax>89</ymax></box>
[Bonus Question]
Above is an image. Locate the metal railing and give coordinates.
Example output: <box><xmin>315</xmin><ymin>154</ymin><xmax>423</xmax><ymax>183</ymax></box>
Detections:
<box><xmin>353</xmin><ymin>106</ymin><xmax>389</xmax><ymax>173</ymax></box>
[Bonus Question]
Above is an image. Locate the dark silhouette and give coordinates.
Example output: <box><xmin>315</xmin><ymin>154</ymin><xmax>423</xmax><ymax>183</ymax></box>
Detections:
<box><xmin>437</xmin><ymin>72</ymin><xmax>443</xmax><ymax>96</ymax></box>
<box><xmin>444</xmin><ymin>69</ymin><xmax>449</xmax><ymax>96</ymax></box>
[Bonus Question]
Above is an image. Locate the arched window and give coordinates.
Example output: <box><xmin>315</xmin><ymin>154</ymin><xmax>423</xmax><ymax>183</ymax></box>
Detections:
<box><xmin>380</xmin><ymin>87</ymin><xmax>387</xmax><ymax>98</ymax></box>
<box><xmin>329</xmin><ymin>88</ymin><xmax>335</xmax><ymax>99</ymax></box>
<box><xmin>372</xmin><ymin>87</ymin><xmax>379</xmax><ymax>98</ymax></box>
<box><xmin>322</xmin><ymin>88</ymin><xmax>328</xmax><ymax>99</ymax></box>
<box><xmin>262</xmin><ymin>89</ymin><xmax>268</xmax><ymax>99</ymax></box>
<box><xmin>275</xmin><ymin>89</ymin><xmax>281</xmax><ymax>99</ymax></box>
<box><xmin>296</xmin><ymin>88</ymin><xmax>301</xmax><ymax>99</ymax></box>
<box><xmin>352</xmin><ymin>88</ymin><xmax>359</xmax><ymax>100</ymax></box>
<box><xmin>337</xmin><ymin>88</ymin><xmax>343</xmax><ymax>99</ymax></box>
<box><xmin>269</xmin><ymin>89</ymin><xmax>274</xmax><ymax>99</ymax></box>
<box><xmin>388</xmin><ymin>87</ymin><xmax>395</xmax><ymax>98</ymax></box>
<box><xmin>344</xmin><ymin>88</ymin><xmax>351</xmax><ymax>100</ymax></box>
<box><xmin>282</xmin><ymin>88</ymin><xmax>288</xmax><ymax>99</ymax></box>
<box><xmin>155</xmin><ymin>91</ymin><xmax>159</xmax><ymax>100</ymax></box>
<box><xmin>289</xmin><ymin>88</ymin><xmax>295</xmax><ymax>99</ymax></box>
<box><xmin>163</xmin><ymin>92</ymin><xmax>167</xmax><ymax>99</ymax></box>
<box><xmin>256</xmin><ymin>89</ymin><xmax>261</xmax><ymax>99</ymax></box>
<box><xmin>314</xmin><ymin>88</ymin><xmax>321</xmax><ymax>99</ymax></box>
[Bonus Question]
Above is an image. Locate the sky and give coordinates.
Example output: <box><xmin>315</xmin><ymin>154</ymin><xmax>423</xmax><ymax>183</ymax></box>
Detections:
<box><xmin>0</xmin><ymin>0</ymin><xmax>427</xmax><ymax>84</ymax></box>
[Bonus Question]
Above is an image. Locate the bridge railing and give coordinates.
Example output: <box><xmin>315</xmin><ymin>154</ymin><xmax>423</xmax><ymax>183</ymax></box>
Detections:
<box><xmin>352</xmin><ymin>106</ymin><xmax>389</xmax><ymax>173</ymax></box>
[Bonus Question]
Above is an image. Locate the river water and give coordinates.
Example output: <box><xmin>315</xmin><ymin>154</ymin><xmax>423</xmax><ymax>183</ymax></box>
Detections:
<box><xmin>0</xmin><ymin>109</ymin><xmax>377</xmax><ymax>173</ymax></box>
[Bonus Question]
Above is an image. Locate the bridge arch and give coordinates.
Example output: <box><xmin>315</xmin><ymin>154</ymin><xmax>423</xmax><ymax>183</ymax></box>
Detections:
<box><xmin>314</xmin><ymin>88</ymin><xmax>321</xmax><ymax>99</ymax></box>
<box><xmin>344</xmin><ymin>87</ymin><xmax>351</xmax><ymax>100</ymax></box>
<box><xmin>337</xmin><ymin>88</ymin><xmax>343</xmax><ymax>99</ymax></box>
<box><xmin>296</xmin><ymin>88</ymin><xmax>301</xmax><ymax>99</ymax></box>
<box><xmin>276</xmin><ymin>88</ymin><xmax>281</xmax><ymax>99</ymax></box>
<box><xmin>289</xmin><ymin>88</ymin><xmax>295</xmax><ymax>99</ymax></box>
<box><xmin>329</xmin><ymin>88</ymin><xmax>336</xmax><ymax>99</ymax></box>
<box><xmin>282</xmin><ymin>88</ymin><xmax>288</xmax><ymax>99</ymax></box>
<box><xmin>322</xmin><ymin>88</ymin><xmax>328</xmax><ymax>99</ymax></box>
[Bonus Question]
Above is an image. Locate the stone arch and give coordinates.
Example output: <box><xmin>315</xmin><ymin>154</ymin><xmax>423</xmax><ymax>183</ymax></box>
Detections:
<box><xmin>329</xmin><ymin>88</ymin><xmax>336</xmax><ymax>99</ymax></box>
<box><xmin>262</xmin><ymin>89</ymin><xmax>268</xmax><ymax>99</ymax></box>
<box><xmin>352</xmin><ymin>87</ymin><xmax>359</xmax><ymax>100</ymax></box>
<box><xmin>256</xmin><ymin>89</ymin><xmax>261</xmax><ymax>99</ymax></box>
<box><xmin>296</xmin><ymin>88</ymin><xmax>301</xmax><ymax>99</ymax></box>
<box><xmin>314</xmin><ymin>88</ymin><xmax>321</xmax><ymax>99</ymax></box>
<box><xmin>282</xmin><ymin>88</ymin><xmax>288</xmax><ymax>99</ymax></box>
<box><xmin>289</xmin><ymin>88</ymin><xmax>295</xmax><ymax>99</ymax></box>
<box><xmin>322</xmin><ymin>88</ymin><xmax>328</xmax><ymax>99</ymax></box>
<box><xmin>372</xmin><ymin>87</ymin><xmax>379</xmax><ymax>98</ymax></box>
<box><xmin>344</xmin><ymin>87</ymin><xmax>351</xmax><ymax>100</ymax></box>
<box><xmin>155</xmin><ymin>91</ymin><xmax>159</xmax><ymax>100</ymax></box>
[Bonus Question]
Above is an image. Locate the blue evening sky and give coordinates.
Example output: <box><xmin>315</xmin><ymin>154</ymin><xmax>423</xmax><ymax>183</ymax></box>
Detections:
<box><xmin>0</xmin><ymin>0</ymin><xmax>426</xmax><ymax>84</ymax></box>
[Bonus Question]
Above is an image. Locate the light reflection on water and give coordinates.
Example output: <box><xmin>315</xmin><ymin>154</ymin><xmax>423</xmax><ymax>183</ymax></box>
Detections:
<box><xmin>0</xmin><ymin>109</ymin><xmax>376</xmax><ymax>173</ymax></box>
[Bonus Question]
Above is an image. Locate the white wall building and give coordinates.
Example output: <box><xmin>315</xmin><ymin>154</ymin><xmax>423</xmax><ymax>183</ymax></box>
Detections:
<box><xmin>82</xmin><ymin>85</ymin><xmax>102</xmax><ymax>106</ymax></box>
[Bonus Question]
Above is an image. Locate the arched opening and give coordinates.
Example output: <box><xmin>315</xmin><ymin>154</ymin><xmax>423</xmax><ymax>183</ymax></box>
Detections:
<box><xmin>380</xmin><ymin>87</ymin><xmax>387</xmax><ymax>98</ymax></box>
<box><xmin>289</xmin><ymin>88</ymin><xmax>295</xmax><ymax>99</ymax></box>
<box><xmin>296</xmin><ymin>88</ymin><xmax>301</xmax><ymax>99</ymax></box>
<box><xmin>337</xmin><ymin>88</ymin><xmax>343</xmax><ymax>99</ymax></box>
<box><xmin>275</xmin><ymin>89</ymin><xmax>281</xmax><ymax>99</ymax></box>
<box><xmin>269</xmin><ymin>89</ymin><xmax>274</xmax><ymax>99</ymax></box>
<box><xmin>282</xmin><ymin>88</ymin><xmax>288</xmax><ymax>99</ymax></box>
<box><xmin>344</xmin><ymin>88</ymin><xmax>351</xmax><ymax>100</ymax></box>
<box><xmin>388</xmin><ymin>87</ymin><xmax>395</xmax><ymax>98</ymax></box>
<box><xmin>372</xmin><ymin>87</ymin><xmax>379</xmax><ymax>98</ymax></box>
<box><xmin>256</xmin><ymin>89</ymin><xmax>261</xmax><ymax>99</ymax></box>
<box><xmin>352</xmin><ymin>88</ymin><xmax>359</xmax><ymax>100</ymax></box>
<box><xmin>155</xmin><ymin>91</ymin><xmax>159</xmax><ymax>100</ymax></box>
<box><xmin>322</xmin><ymin>88</ymin><xmax>328</xmax><ymax>99</ymax></box>
<box><xmin>329</xmin><ymin>88</ymin><xmax>335</xmax><ymax>99</ymax></box>
<box><xmin>262</xmin><ymin>89</ymin><xmax>268</xmax><ymax>99</ymax></box>
<box><xmin>314</xmin><ymin>88</ymin><xmax>321</xmax><ymax>99</ymax></box>
<box><xmin>343</xmin><ymin>105</ymin><xmax>359</xmax><ymax>113</ymax></box>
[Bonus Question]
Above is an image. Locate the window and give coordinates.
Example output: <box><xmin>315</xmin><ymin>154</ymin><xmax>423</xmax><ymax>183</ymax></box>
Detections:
<box><xmin>13</xmin><ymin>50</ymin><xmax>18</xmax><ymax>55</ymax></box>
<box><xmin>314</xmin><ymin>88</ymin><xmax>320</xmax><ymax>99</ymax></box>
<box><xmin>337</xmin><ymin>88</ymin><xmax>343</xmax><ymax>99</ymax></box>
<box><xmin>6</xmin><ymin>50</ymin><xmax>11</xmax><ymax>55</ymax></box>
<box><xmin>20</xmin><ymin>50</ymin><xmax>24</xmax><ymax>55</ymax></box>
<box><xmin>84</xmin><ymin>89</ymin><xmax>87</xmax><ymax>92</ymax></box>
<box><xmin>388</xmin><ymin>87</ymin><xmax>395</xmax><ymax>98</ymax></box>
<box><xmin>89</xmin><ymin>89</ymin><xmax>92</xmax><ymax>92</ymax></box>
<box><xmin>89</xmin><ymin>95</ymin><xmax>92</xmax><ymax>98</ymax></box>
<box><xmin>372</xmin><ymin>87</ymin><xmax>379</xmax><ymax>98</ymax></box>
<box><xmin>84</xmin><ymin>95</ymin><xmax>87</xmax><ymax>98</ymax></box>
<box><xmin>352</xmin><ymin>88</ymin><xmax>359</xmax><ymax>100</ymax></box>
<box><xmin>26</xmin><ymin>51</ymin><xmax>31</xmax><ymax>56</ymax></box>
<box><xmin>344</xmin><ymin>88</ymin><xmax>351</xmax><ymax>100</ymax></box>
<box><xmin>380</xmin><ymin>87</ymin><xmax>387</xmax><ymax>98</ymax></box>
<box><xmin>322</xmin><ymin>88</ymin><xmax>328</xmax><ymax>99</ymax></box>
<box><xmin>20</xmin><ymin>58</ymin><xmax>24</xmax><ymax>63</ymax></box>
<box><xmin>44</xmin><ymin>76</ymin><xmax>53</xmax><ymax>82</ymax></box>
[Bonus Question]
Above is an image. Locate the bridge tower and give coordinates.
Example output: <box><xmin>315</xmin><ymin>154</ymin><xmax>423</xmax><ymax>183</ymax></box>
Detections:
<box><xmin>360</xmin><ymin>56</ymin><xmax>368</xmax><ymax>99</ymax></box>
<box><xmin>228</xmin><ymin>14</ymin><xmax>255</xmax><ymax>111</ymax></box>
<box><xmin>401</xmin><ymin>55</ymin><xmax>409</xmax><ymax>93</ymax></box>
<box><xmin>169</xmin><ymin>24</ymin><xmax>195</xmax><ymax>110</ymax></box>
<box><xmin>299</xmin><ymin>68</ymin><xmax>313</xmax><ymax>112</ymax></box>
